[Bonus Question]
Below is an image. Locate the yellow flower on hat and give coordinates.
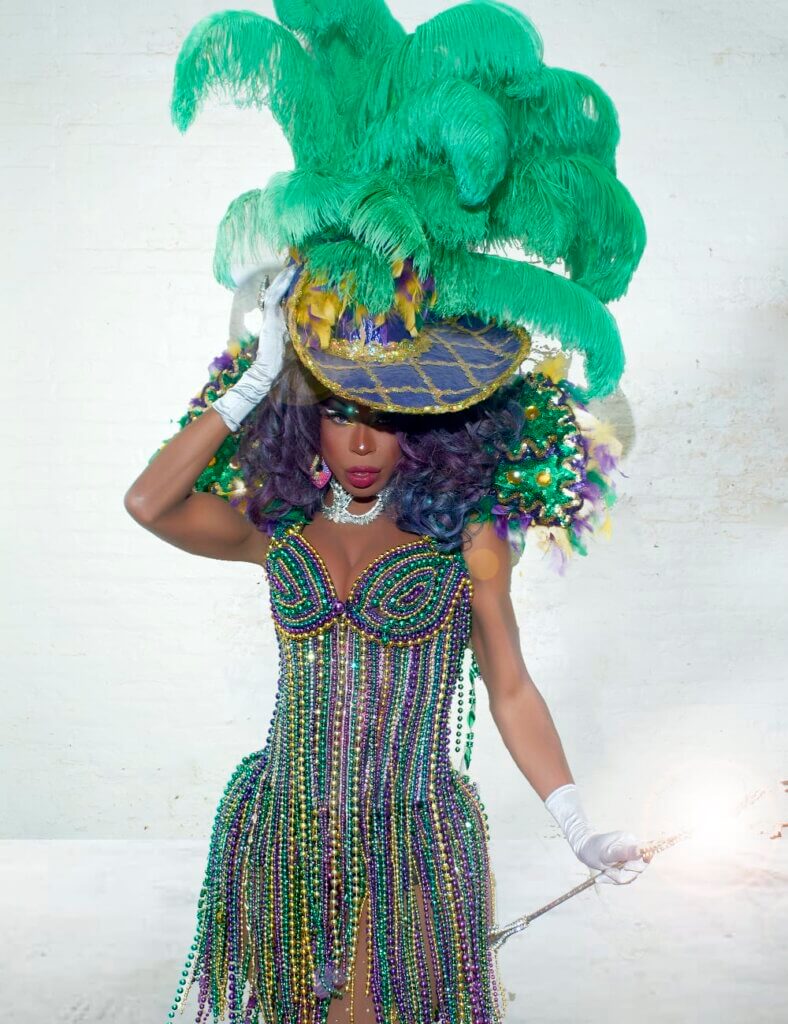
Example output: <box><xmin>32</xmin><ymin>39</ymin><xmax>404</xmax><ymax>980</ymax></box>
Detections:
<box><xmin>307</xmin><ymin>291</ymin><xmax>341</xmax><ymax>324</ymax></box>
<box><xmin>290</xmin><ymin>280</ymin><xmax>344</xmax><ymax>351</ymax></box>
<box><xmin>393</xmin><ymin>263</ymin><xmax>425</xmax><ymax>337</ymax></box>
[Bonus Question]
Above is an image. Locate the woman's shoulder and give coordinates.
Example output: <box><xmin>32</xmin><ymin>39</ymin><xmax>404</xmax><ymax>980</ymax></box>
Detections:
<box><xmin>458</xmin><ymin>518</ymin><xmax>514</xmax><ymax>589</ymax></box>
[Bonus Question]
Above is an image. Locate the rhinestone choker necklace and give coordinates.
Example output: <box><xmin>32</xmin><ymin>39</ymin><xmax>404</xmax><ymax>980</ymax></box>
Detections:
<box><xmin>320</xmin><ymin>475</ymin><xmax>394</xmax><ymax>526</ymax></box>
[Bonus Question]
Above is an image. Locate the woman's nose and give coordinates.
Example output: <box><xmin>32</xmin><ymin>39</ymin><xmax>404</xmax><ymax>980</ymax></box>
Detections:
<box><xmin>349</xmin><ymin>422</ymin><xmax>377</xmax><ymax>455</ymax></box>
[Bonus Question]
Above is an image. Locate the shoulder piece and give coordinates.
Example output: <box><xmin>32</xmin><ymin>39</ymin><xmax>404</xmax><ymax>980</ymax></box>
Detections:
<box><xmin>147</xmin><ymin>331</ymin><xmax>258</xmax><ymax>512</ymax></box>
<box><xmin>468</xmin><ymin>361</ymin><xmax>624</xmax><ymax>574</ymax></box>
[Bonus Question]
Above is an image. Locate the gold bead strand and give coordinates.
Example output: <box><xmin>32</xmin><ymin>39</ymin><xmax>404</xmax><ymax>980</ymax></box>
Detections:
<box><xmin>295</xmin><ymin>637</ymin><xmax>312</xmax><ymax>1015</ymax></box>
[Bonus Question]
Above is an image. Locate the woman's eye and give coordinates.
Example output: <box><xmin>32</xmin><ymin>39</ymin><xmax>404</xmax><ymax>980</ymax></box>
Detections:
<box><xmin>323</xmin><ymin>405</ymin><xmax>396</xmax><ymax>429</ymax></box>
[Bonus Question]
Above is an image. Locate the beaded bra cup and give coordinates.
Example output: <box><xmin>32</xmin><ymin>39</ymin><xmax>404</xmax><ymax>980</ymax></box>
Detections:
<box><xmin>264</xmin><ymin>520</ymin><xmax>473</xmax><ymax>645</ymax></box>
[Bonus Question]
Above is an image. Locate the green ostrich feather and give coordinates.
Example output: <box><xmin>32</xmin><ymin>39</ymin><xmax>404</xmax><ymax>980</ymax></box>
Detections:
<box><xmin>171</xmin><ymin>0</ymin><xmax>646</xmax><ymax>401</ymax></box>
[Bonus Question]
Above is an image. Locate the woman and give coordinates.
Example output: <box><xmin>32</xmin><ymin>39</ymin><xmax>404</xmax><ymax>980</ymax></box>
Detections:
<box><xmin>125</xmin><ymin>263</ymin><xmax>648</xmax><ymax>1024</ymax></box>
<box><xmin>130</xmin><ymin>0</ymin><xmax>650</xmax><ymax>1016</ymax></box>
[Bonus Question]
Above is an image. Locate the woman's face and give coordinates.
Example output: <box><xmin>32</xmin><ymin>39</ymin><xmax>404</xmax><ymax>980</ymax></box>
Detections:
<box><xmin>318</xmin><ymin>395</ymin><xmax>402</xmax><ymax>499</ymax></box>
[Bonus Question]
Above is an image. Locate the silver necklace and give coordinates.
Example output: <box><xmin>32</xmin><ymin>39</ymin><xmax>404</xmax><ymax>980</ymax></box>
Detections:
<box><xmin>320</xmin><ymin>475</ymin><xmax>394</xmax><ymax>526</ymax></box>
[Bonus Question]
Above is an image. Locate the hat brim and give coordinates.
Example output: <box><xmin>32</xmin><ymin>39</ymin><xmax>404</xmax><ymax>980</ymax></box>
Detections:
<box><xmin>288</xmin><ymin>312</ymin><xmax>532</xmax><ymax>414</ymax></box>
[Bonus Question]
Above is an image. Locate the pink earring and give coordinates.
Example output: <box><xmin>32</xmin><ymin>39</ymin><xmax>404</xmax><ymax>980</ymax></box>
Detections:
<box><xmin>309</xmin><ymin>453</ymin><xmax>332</xmax><ymax>488</ymax></box>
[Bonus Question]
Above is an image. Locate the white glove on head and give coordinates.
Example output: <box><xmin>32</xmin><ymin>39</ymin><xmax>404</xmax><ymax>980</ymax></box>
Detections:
<box><xmin>544</xmin><ymin>783</ymin><xmax>647</xmax><ymax>886</ymax></box>
<box><xmin>211</xmin><ymin>262</ymin><xmax>298</xmax><ymax>432</ymax></box>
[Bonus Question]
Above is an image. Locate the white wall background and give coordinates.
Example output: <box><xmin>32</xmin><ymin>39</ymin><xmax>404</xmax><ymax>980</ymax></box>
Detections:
<box><xmin>1</xmin><ymin>1</ymin><xmax>785</xmax><ymax>1021</ymax></box>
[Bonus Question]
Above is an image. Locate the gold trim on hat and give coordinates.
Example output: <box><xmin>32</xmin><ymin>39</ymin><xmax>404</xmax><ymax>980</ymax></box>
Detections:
<box><xmin>293</xmin><ymin>323</ymin><xmax>533</xmax><ymax>414</ymax></box>
<box><xmin>327</xmin><ymin>329</ymin><xmax>434</xmax><ymax>363</ymax></box>
<box><xmin>286</xmin><ymin>260</ymin><xmax>438</xmax><ymax>366</ymax></box>
<box><xmin>283</xmin><ymin>254</ymin><xmax>533</xmax><ymax>414</ymax></box>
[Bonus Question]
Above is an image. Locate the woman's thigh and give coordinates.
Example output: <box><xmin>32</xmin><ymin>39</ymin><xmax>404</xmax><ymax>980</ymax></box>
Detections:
<box><xmin>326</xmin><ymin>883</ymin><xmax>439</xmax><ymax>1023</ymax></box>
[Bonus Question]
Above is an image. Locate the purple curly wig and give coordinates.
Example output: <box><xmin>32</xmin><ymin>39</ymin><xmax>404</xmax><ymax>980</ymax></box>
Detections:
<box><xmin>236</xmin><ymin>352</ymin><xmax>527</xmax><ymax>553</ymax></box>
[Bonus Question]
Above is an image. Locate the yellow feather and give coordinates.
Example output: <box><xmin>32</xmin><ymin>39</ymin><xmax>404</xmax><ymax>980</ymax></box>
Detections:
<box><xmin>532</xmin><ymin>351</ymin><xmax>570</xmax><ymax>383</ymax></box>
<box><xmin>531</xmin><ymin>525</ymin><xmax>550</xmax><ymax>555</ymax></box>
<box><xmin>309</xmin><ymin>293</ymin><xmax>341</xmax><ymax>322</ymax></box>
<box><xmin>316</xmin><ymin>322</ymin><xmax>331</xmax><ymax>350</ymax></box>
<box><xmin>533</xmin><ymin>524</ymin><xmax>574</xmax><ymax>558</ymax></box>
<box><xmin>552</xmin><ymin>526</ymin><xmax>574</xmax><ymax>557</ymax></box>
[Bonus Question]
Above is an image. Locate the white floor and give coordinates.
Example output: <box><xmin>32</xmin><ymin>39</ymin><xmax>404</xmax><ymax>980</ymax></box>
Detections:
<box><xmin>0</xmin><ymin>833</ymin><xmax>784</xmax><ymax>1023</ymax></box>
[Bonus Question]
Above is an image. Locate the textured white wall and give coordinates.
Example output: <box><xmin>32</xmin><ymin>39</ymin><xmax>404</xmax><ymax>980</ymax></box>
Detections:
<box><xmin>1</xmin><ymin>2</ymin><xmax>785</xmax><ymax>1022</ymax></box>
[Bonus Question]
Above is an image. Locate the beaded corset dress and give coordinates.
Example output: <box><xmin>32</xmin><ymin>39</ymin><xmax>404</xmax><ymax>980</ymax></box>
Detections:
<box><xmin>171</xmin><ymin>519</ymin><xmax>506</xmax><ymax>1024</ymax></box>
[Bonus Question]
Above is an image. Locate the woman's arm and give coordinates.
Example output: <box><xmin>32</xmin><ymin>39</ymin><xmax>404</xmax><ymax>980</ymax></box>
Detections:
<box><xmin>462</xmin><ymin>519</ymin><xmax>573</xmax><ymax>801</ymax></box>
<box><xmin>123</xmin><ymin>263</ymin><xmax>299</xmax><ymax>565</ymax></box>
<box><xmin>123</xmin><ymin>406</ymin><xmax>268</xmax><ymax>566</ymax></box>
<box><xmin>463</xmin><ymin>519</ymin><xmax>647</xmax><ymax>882</ymax></box>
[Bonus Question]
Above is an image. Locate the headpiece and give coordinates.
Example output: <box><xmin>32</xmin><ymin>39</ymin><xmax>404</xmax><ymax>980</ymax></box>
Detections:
<box><xmin>154</xmin><ymin>0</ymin><xmax>645</xmax><ymax>570</ymax></box>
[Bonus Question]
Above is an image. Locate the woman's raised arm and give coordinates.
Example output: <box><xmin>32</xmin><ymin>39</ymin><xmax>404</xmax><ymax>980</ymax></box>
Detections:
<box><xmin>123</xmin><ymin>406</ymin><xmax>268</xmax><ymax>566</ymax></box>
<box><xmin>123</xmin><ymin>263</ymin><xmax>299</xmax><ymax>565</ymax></box>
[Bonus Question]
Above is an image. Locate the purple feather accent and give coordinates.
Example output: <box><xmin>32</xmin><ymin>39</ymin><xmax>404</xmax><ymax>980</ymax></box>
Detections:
<box><xmin>547</xmin><ymin>539</ymin><xmax>568</xmax><ymax>576</ymax></box>
<box><xmin>511</xmin><ymin>532</ymin><xmax>527</xmax><ymax>560</ymax></box>
<box><xmin>324</xmin><ymin>964</ymin><xmax>347</xmax><ymax>987</ymax></box>
<box><xmin>578</xmin><ymin>478</ymin><xmax>603</xmax><ymax>504</ymax></box>
<box><xmin>491</xmin><ymin>515</ymin><xmax>509</xmax><ymax>542</ymax></box>
<box><xmin>209</xmin><ymin>351</ymin><xmax>235</xmax><ymax>374</ymax></box>
<box><xmin>313</xmin><ymin>969</ymin><xmax>331</xmax><ymax>1000</ymax></box>
<box><xmin>593</xmin><ymin>443</ymin><xmax>619</xmax><ymax>475</ymax></box>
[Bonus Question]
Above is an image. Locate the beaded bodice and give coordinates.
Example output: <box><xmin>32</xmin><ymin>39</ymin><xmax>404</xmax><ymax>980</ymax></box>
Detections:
<box><xmin>176</xmin><ymin>519</ymin><xmax>505</xmax><ymax>1024</ymax></box>
<box><xmin>262</xmin><ymin>520</ymin><xmax>474</xmax><ymax>812</ymax></box>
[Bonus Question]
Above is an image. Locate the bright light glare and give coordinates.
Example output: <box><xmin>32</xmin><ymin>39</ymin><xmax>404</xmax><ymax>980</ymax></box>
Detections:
<box><xmin>675</xmin><ymin>785</ymin><xmax>749</xmax><ymax>854</ymax></box>
<box><xmin>643</xmin><ymin>758</ymin><xmax>767</xmax><ymax>861</ymax></box>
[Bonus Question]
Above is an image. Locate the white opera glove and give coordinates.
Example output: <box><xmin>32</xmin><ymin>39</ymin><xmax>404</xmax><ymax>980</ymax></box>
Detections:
<box><xmin>544</xmin><ymin>783</ymin><xmax>647</xmax><ymax>886</ymax></box>
<box><xmin>211</xmin><ymin>262</ymin><xmax>298</xmax><ymax>432</ymax></box>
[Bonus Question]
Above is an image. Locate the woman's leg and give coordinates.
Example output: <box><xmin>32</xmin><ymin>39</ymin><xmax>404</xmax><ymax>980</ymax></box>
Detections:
<box><xmin>326</xmin><ymin>883</ymin><xmax>439</xmax><ymax>1023</ymax></box>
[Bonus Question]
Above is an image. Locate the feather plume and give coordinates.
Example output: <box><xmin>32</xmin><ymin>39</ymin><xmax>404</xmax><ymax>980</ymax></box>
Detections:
<box><xmin>170</xmin><ymin>11</ymin><xmax>339</xmax><ymax>165</ymax></box>
<box><xmin>171</xmin><ymin>0</ymin><xmax>646</xmax><ymax>398</ymax></box>
<box><xmin>430</xmin><ymin>245</ymin><xmax>624</xmax><ymax>401</ymax></box>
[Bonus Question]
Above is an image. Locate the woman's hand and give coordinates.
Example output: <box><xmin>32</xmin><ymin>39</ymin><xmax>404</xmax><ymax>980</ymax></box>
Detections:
<box><xmin>211</xmin><ymin>262</ymin><xmax>298</xmax><ymax>431</ymax></box>
<box><xmin>544</xmin><ymin>783</ymin><xmax>649</xmax><ymax>886</ymax></box>
<box><xmin>572</xmin><ymin>827</ymin><xmax>648</xmax><ymax>885</ymax></box>
<box><xmin>253</xmin><ymin>261</ymin><xmax>299</xmax><ymax>377</ymax></box>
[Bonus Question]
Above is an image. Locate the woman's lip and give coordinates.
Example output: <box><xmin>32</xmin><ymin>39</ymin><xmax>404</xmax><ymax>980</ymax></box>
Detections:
<box><xmin>346</xmin><ymin>469</ymin><xmax>380</xmax><ymax>483</ymax></box>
